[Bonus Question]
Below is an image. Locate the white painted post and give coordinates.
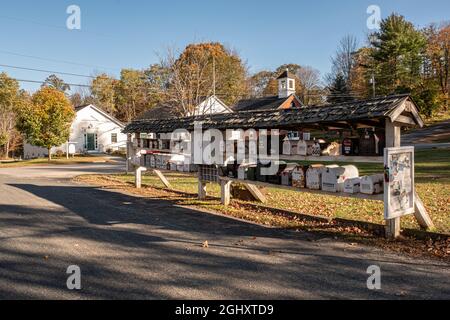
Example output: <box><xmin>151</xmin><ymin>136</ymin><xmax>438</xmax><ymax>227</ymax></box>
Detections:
<box><xmin>135</xmin><ymin>167</ymin><xmax>146</xmax><ymax>189</ymax></box>
<box><xmin>385</xmin><ymin>120</ymin><xmax>401</xmax><ymax>239</ymax></box>
<box><xmin>220</xmin><ymin>180</ymin><xmax>232</xmax><ymax>206</ymax></box>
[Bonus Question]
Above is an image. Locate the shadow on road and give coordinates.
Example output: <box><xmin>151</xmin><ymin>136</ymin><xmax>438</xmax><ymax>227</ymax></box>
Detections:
<box><xmin>0</xmin><ymin>183</ymin><xmax>448</xmax><ymax>299</ymax></box>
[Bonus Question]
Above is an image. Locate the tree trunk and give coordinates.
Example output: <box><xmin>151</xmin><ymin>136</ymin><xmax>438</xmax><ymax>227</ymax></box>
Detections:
<box><xmin>5</xmin><ymin>140</ymin><xmax>10</xmax><ymax>159</ymax></box>
<box><xmin>48</xmin><ymin>148</ymin><xmax>52</xmax><ymax>162</ymax></box>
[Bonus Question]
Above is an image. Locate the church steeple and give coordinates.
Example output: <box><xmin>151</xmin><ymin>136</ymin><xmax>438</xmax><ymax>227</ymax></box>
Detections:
<box><xmin>277</xmin><ymin>69</ymin><xmax>296</xmax><ymax>98</ymax></box>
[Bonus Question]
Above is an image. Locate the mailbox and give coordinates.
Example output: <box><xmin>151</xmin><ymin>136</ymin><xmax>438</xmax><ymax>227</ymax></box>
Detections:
<box><xmin>306</xmin><ymin>164</ymin><xmax>327</xmax><ymax>190</ymax></box>
<box><xmin>322</xmin><ymin>165</ymin><xmax>359</xmax><ymax>193</ymax></box>
<box><xmin>343</xmin><ymin>177</ymin><xmax>361</xmax><ymax>194</ymax></box>
<box><xmin>281</xmin><ymin>163</ymin><xmax>299</xmax><ymax>186</ymax></box>
<box><xmin>342</xmin><ymin>138</ymin><xmax>359</xmax><ymax>156</ymax></box>
<box><xmin>266</xmin><ymin>161</ymin><xmax>287</xmax><ymax>185</ymax></box>
<box><xmin>360</xmin><ymin>174</ymin><xmax>384</xmax><ymax>194</ymax></box>
<box><xmin>283</xmin><ymin>139</ymin><xmax>299</xmax><ymax>155</ymax></box>
<box><xmin>292</xmin><ymin>166</ymin><xmax>308</xmax><ymax>188</ymax></box>
<box><xmin>359</xmin><ymin>131</ymin><xmax>380</xmax><ymax>156</ymax></box>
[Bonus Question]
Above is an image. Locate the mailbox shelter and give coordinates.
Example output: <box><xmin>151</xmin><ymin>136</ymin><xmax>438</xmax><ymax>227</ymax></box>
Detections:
<box><xmin>123</xmin><ymin>94</ymin><xmax>433</xmax><ymax>238</ymax></box>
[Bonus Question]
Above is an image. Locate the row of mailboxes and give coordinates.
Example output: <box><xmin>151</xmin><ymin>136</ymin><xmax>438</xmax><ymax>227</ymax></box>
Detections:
<box><xmin>218</xmin><ymin>161</ymin><xmax>385</xmax><ymax>195</ymax></box>
<box><xmin>142</xmin><ymin>154</ymin><xmax>197</xmax><ymax>172</ymax></box>
<box><xmin>342</xmin><ymin>131</ymin><xmax>385</xmax><ymax>156</ymax></box>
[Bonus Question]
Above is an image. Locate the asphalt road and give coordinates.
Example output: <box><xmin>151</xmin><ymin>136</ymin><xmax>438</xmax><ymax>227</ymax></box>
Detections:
<box><xmin>402</xmin><ymin>119</ymin><xmax>450</xmax><ymax>148</ymax></box>
<box><xmin>0</xmin><ymin>163</ymin><xmax>449</xmax><ymax>299</ymax></box>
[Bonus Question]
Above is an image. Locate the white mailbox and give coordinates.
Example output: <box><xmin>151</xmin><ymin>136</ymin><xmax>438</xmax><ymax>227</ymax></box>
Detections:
<box><xmin>344</xmin><ymin>177</ymin><xmax>361</xmax><ymax>194</ymax></box>
<box><xmin>360</xmin><ymin>174</ymin><xmax>384</xmax><ymax>195</ymax></box>
<box><xmin>322</xmin><ymin>165</ymin><xmax>359</xmax><ymax>193</ymax></box>
<box><xmin>306</xmin><ymin>164</ymin><xmax>328</xmax><ymax>190</ymax></box>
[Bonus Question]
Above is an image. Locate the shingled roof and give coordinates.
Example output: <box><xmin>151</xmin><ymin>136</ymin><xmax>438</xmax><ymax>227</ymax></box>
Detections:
<box><xmin>232</xmin><ymin>95</ymin><xmax>290</xmax><ymax>112</ymax></box>
<box><xmin>123</xmin><ymin>94</ymin><xmax>423</xmax><ymax>134</ymax></box>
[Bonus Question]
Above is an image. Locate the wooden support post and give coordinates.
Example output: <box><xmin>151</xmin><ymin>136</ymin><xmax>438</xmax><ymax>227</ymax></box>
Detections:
<box><xmin>385</xmin><ymin>216</ymin><xmax>401</xmax><ymax>239</ymax></box>
<box><xmin>126</xmin><ymin>133</ymin><xmax>133</xmax><ymax>174</ymax></box>
<box><xmin>220</xmin><ymin>180</ymin><xmax>232</xmax><ymax>206</ymax></box>
<box><xmin>243</xmin><ymin>183</ymin><xmax>267</xmax><ymax>203</ymax></box>
<box><xmin>135</xmin><ymin>166</ymin><xmax>146</xmax><ymax>189</ymax></box>
<box><xmin>385</xmin><ymin>120</ymin><xmax>401</xmax><ymax>239</ymax></box>
<box><xmin>198</xmin><ymin>180</ymin><xmax>207</xmax><ymax>200</ymax></box>
<box><xmin>414</xmin><ymin>191</ymin><xmax>434</xmax><ymax>230</ymax></box>
<box><xmin>153</xmin><ymin>169</ymin><xmax>172</xmax><ymax>189</ymax></box>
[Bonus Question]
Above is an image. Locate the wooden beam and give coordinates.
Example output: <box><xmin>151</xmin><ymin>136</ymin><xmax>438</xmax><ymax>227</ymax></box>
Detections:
<box><xmin>153</xmin><ymin>169</ymin><xmax>172</xmax><ymax>189</ymax></box>
<box><xmin>243</xmin><ymin>183</ymin><xmax>267</xmax><ymax>203</ymax></box>
<box><xmin>351</xmin><ymin>119</ymin><xmax>384</xmax><ymax>128</ymax></box>
<box><xmin>414</xmin><ymin>191</ymin><xmax>434</xmax><ymax>230</ymax></box>
<box><xmin>220</xmin><ymin>177</ymin><xmax>384</xmax><ymax>201</ymax></box>
<box><xmin>393</xmin><ymin>115</ymin><xmax>416</xmax><ymax>127</ymax></box>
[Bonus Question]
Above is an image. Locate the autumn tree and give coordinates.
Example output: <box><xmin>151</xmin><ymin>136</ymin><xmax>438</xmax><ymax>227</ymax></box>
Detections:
<box><xmin>249</xmin><ymin>71</ymin><xmax>273</xmax><ymax>97</ymax></box>
<box><xmin>0</xmin><ymin>73</ymin><xmax>22</xmax><ymax>158</ymax></box>
<box><xmin>16</xmin><ymin>87</ymin><xmax>75</xmax><ymax>161</ymax></box>
<box><xmin>425</xmin><ymin>23</ymin><xmax>450</xmax><ymax>110</ymax></box>
<box><xmin>91</xmin><ymin>74</ymin><xmax>118</xmax><ymax>115</ymax></box>
<box><xmin>349</xmin><ymin>47</ymin><xmax>374</xmax><ymax>98</ymax></box>
<box><xmin>114</xmin><ymin>69</ymin><xmax>149</xmax><ymax>122</ymax></box>
<box><xmin>42</xmin><ymin>74</ymin><xmax>71</xmax><ymax>94</ymax></box>
<box><xmin>142</xmin><ymin>63</ymin><xmax>171</xmax><ymax>109</ymax></box>
<box><xmin>163</xmin><ymin>42</ymin><xmax>248</xmax><ymax>116</ymax></box>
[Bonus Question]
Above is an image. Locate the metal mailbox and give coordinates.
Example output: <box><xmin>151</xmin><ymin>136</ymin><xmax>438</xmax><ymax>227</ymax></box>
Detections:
<box><xmin>322</xmin><ymin>165</ymin><xmax>359</xmax><ymax>193</ymax></box>
<box><xmin>360</xmin><ymin>174</ymin><xmax>384</xmax><ymax>195</ymax></box>
<box><xmin>343</xmin><ymin>177</ymin><xmax>361</xmax><ymax>194</ymax></box>
<box><xmin>306</xmin><ymin>164</ymin><xmax>326</xmax><ymax>190</ymax></box>
<box><xmin>281</xmin><ymin>163</ymin><xmax>299</xmax><ymax>186</ymax></box>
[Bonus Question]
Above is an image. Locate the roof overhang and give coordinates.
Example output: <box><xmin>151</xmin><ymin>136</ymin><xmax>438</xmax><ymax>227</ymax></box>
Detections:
<box><xmin>385</xmin><ymin>96</ymin><xmax>424</xmax><ymax>128</ymax></box>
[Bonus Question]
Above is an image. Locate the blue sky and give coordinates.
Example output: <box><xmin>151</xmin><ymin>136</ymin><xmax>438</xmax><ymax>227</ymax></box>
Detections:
<box><xmin>1</xmin><ymin>0</ymin><xmax>449</xmax><ymax>92</ymax></box>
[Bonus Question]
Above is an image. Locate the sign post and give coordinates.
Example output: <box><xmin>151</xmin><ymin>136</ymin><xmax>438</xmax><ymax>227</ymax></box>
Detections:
<box><xmin>384</xmin><ymin>147</ymin><xmax>415</xmax><ymax>237</ymax></box>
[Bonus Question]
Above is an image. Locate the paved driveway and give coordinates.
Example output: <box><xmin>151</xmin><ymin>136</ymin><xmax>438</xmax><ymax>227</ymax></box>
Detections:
<box><xmin>0</xmin><ymin>163</ymin><xmax>449</xmax><ymax>299</ymax></box>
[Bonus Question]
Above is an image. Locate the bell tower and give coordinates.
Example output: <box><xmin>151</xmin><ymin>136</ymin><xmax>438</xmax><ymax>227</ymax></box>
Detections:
<box><xmin>277</xmin><ymin>69</ymin><xmax>296</xmax><ymax>98</ymax></box>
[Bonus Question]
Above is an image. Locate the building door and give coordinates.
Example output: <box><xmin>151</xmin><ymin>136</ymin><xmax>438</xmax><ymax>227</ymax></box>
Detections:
<box><xmin>86</xmin><ymin>133</ymin><xmax>97</xmax><ymax>151</ymax></box>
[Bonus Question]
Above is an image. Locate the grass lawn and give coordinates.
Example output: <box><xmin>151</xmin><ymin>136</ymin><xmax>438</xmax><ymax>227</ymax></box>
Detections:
<box><xmin>424</xmin><ymin>109</ymin><xmax>450</xmax><ymax>125</ymax></box>
<box><xmin>86</xmin><ymin>148</ymin><xmax>450</xmax><ymax>234</ymax></box>
<box><xmin>0</xmin><ymin>155</ymin><xmax>115</xmax><ymax>168</ymax></box>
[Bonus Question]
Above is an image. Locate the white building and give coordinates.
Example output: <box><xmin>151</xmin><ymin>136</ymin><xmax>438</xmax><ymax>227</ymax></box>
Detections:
<box><xmin>23</xmin><ymin>104</ymin><xmax>127</xmax><ymax>159</ymax></box>
<box><xmin>189</xmin><ymin>95</ymin><xmax>233</xmax><ymax>116</ymax></box>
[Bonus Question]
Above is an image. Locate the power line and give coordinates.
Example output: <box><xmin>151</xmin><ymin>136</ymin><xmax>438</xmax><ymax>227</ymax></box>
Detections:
<box><xmin>0</xmin><ymin>64</ymin><xmax>95</xmax><ymax>79</ymax></box>
<box><xmin>0</xmin><ymin>50</ymin><xmax>119</xmax><ymax>72</ymax></box>
<box><xmin>15</xmin><ymin>78</ymin><xmax>91</xmax><ymax>88</ymax></box>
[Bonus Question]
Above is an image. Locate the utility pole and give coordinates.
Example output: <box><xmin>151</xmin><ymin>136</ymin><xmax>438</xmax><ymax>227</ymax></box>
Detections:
<box><xmin>370</xmin><ymin>72</ymin><xmax>376</xmax><ymax>98</ymax></box>
<box><xmin>213</xmin><ymin>56</ymin><xmax>216</xmax><ymax>97</ymax></box>
<box><xmin>211</xmin><ymin>56</ymin><xmax>216</xmax><ymax>116</ymax></box>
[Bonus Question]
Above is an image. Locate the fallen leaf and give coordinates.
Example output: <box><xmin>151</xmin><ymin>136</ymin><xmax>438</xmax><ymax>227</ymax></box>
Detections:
<box><xmin>202</xmin><ymin>241</ymin><xmax>209</xmax><ymax>248</ymax></box>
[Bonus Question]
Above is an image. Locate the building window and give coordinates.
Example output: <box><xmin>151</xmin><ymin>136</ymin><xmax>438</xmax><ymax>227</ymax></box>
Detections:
<box><xmin>281</xmin><ymin>80</ymin><xmax>286</xmax><ymax>89</ymax></box>
<box><xmin>289</xmin><ymin>80</ymin><xmax>294</xmax><ymax>89</ymax></box>
<box><xmin>111</xmin><ymin>133</ymin><xmax>118</xmax><ymax>143</ymax></box>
